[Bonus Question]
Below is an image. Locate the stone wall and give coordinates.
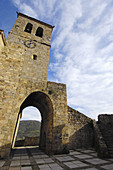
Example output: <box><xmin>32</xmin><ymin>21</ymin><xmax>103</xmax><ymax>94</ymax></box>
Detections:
<box><xmin>95</xmin><ymin>114</ymin><xmax>113</xmax><ymax>158</ymax></box>
<box><xmin>98</xmin><ymin>114</ymin><xmax>113</xmax><ymax>128</ymax></box>
<box><xmin>68</xmin><ymin>106</ymin><xmax>94</xmax><ymax>149</ymax></box>
<box><xmin>15</xmin><ymin>137</ymin><xmax>40</xmax><ymax>147</ymax></box>
<box><xmin>47</xmin><ymin>82</ymin><xmax>68</xmax><ymax>153</ymax></box>
<box><xmin>93</xmin><ymin>120</ymin><xmax>109</xmax><ymax>158</ymax></box>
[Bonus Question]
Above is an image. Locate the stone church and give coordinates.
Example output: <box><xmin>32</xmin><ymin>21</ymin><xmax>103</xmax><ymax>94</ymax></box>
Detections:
<box><xmin>0</xmin><ymin>12</ymin><xmax>112</xmax><ymax>159</ymax></box>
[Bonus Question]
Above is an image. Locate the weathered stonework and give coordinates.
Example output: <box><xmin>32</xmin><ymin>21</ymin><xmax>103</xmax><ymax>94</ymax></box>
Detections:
<box><xmin>0</xmin><ymin>12</ymin><xmax>94</xmax><ymax>158</ymax></box>
<box><xmin>94</xmin><ymin>114</ymin><xmax>113</xmax><ymax>158</ymax></box>
<box><xmin>68</xmin><ymin>107</ymin><xmax>94</xmax><ymax>149</ymax></box>
<box><xmin>15</xmin><ymin>137</ymin><xmax>40</xmax><ymax>147</ymax></box>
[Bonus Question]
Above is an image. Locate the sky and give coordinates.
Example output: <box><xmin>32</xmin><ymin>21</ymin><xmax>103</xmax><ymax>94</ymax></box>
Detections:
<box><xmin>1</xmin><ymin>0</ymin><xmax>113</xmax><ymax>120</ymax></box>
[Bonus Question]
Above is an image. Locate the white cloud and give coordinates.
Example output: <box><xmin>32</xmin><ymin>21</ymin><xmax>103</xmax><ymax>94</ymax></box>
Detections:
<box><xmin>11</xmin><ymin>0</ymin><xmax>113</xmax><ymax>120</ymax></box>
<box><xmin>21</xmin><ymin>106</ymin><xmax>42</xmax><ymax>122</ymax></box>
<box><xmin>11</xmin><ymin>0</ymin><xmax>37</xmax><ymax>18</ymax></box>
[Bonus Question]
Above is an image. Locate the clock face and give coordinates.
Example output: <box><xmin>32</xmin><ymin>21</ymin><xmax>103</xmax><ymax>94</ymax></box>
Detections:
<box><xmin>24</xmin><ymin>40</ymin><xmax>36</xmax><ymax>48</ymax></box>
<box><xmin>15</xmin><ymin>25</ymin><xmax>19</xmax><ymax>29</ymax></box>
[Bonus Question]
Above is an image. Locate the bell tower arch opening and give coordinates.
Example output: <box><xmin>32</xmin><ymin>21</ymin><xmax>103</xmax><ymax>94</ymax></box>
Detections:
<box><xmin>12</xmin><ymin>91</ymin><xmax>53</xmax><ymax>154</ymax></box>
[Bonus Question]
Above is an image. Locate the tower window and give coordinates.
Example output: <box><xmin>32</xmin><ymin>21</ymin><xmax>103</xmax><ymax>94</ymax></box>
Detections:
<box><xmin>24</xmin><ymin>23</ymin><xmax>33</xmax><ymax>33</ymax></box>
<box><xmin>33</xmin><ymin>55</ymin><xmax>37</xmax><ymax>60</ymax></box>
<box><xmin>36</xmin><ymin>27</ymin><xmax>43</xmax><ymax>37</ymax></box>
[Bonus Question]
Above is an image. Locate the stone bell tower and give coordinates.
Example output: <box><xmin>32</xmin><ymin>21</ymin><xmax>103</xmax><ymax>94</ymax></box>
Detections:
<box><xmin>7</xmin><ymin>12</ymin><xmax>54</xmax><ymax>85</ymax></box>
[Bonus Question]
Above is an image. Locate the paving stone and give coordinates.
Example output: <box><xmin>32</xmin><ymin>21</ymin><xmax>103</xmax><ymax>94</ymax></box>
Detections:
<box><xmin>33</xmin><ymin>155</ymin><xmax>49</xmax><ymax>159</ymax></box>
<box><xmin>21</xmin><ymin>166</ymin><xmax>32</xmax><ymax>170</ymax></box>
<box><xmin>64</xmin><ymin>160</ymin><xmax>89</xmax><ymax>168</ymax></box>
<box><xmin>85</xmin><ymin>158</ymin><xmax>109</xmax><ymax>165</ymax></box>
<box><xmin>44</xmin><ymin>158</ymin><xmax>54</xmax><ymax>163</ymax></box>
<box><xmin>13</xmin><ymin>154</ymin><xmax>21</xmax><ymax>157</ymax></box>
<box><xmin>56</xmin><ymin>156</ymin><xmax>75</xmax><ymax>162</ymax></box>
<box><xmin>20</xmin><ymin>156</ymin><xmax>29</xmax><ymax>160</ymax></box>
<box><xmin>90</xmin><ymin>153</ymin><xmax>98</xmax><ymax>157</ymax></box>
<box><xmin>101</xmin><ymin>164</ymin><xmax>113</xmax><ymax>170</ymax></box>
<box><xmin>21</xmin><ymin>159</ymin><xmax>31</xmax><ymax>166</ymax></box>
<box><xmin>72</xmin><ymin>160</ymin><xmax>89</xmax><ymax>167</ymax></box>
<box><xmin>12</xmin><ymin>157</ymin><xmax>20</xmax><ymax>160</ymax></box>
<box><xmin>35</xmin><ymin>159</ymin><xmax>45</xmax><ymax>164</ymax></box>
<box><xmin>81</xmin><ymin>150</ymin><xmax>96</xmax><ymax>153</ymax></box>
<box><xmin>74</xmin><ymin>154</ymin><xmax>93</xmax><ymax>159</ymax></box>
<box><xmin>9</xmin><ymin>166</ymin><xmax>21</xmax><ymax>170</ymax></box>
<box><xmin>64</xmin><ymin>162</ymin><xmax>79</xmax><ymax>168</ymax></box>
<box><xmin>86</xmin><ymin>168</ymin><xmax>98</xmax><ymax>170</ymax></box>
<box><xmin>0</xmin><ymin>161</ymin><xmax>5</xmax><ymax>167</ymax></box>
<box><xmin>48</xmin><ymin>163</ymin><xmax>63</xmax><ymax>170</ymax></box>
<box><xmin>2</xmin><ymin>149</ymin><xmax>113</xmax><ymax>170</ymax></box>
<box><xmin>38</xmin><ymin>164</ymin><xmax>51</xmax><ymax>170</ymax></box>
<box><xmin>10</xmin><ymin>161</ymin><xmax>21</xmax><ymax>166</ymax></box>
<box><xmin>69</xmin><ymin>151</ymin><xmax>82</xmax><ymax>155</ymax></box>
<box><xmin>31</xmin><ymin>152</ymin><xmax>44</xmax><ymax>156</ymax></box>
<box><xmin>53</xmin><ymin>154</ymin><xmax>68</xmax><ymax>158</ymax></box>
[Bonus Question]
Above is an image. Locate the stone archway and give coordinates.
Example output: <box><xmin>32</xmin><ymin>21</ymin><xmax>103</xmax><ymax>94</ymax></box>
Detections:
<box><xmin>12</xmin><ymin>91</ymin><xmax>53</xmax><ymax>154</ymax></box>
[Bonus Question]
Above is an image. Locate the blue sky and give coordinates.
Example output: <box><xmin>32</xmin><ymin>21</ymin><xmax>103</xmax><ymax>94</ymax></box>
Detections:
<box><xmin>1</xmin><ymin>0</ymin><xmax>113</xmax><ymax>120</ymax></box>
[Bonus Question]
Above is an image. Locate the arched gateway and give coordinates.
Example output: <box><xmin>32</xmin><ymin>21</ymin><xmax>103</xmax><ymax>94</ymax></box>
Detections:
<box><xmin>12</xmin><ymin>91</ymin><xmax>53</xmax><ymax>154</ymax></box>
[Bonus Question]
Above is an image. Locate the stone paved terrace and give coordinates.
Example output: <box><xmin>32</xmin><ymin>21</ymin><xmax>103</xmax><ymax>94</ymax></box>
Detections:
<box><xmin>0</xmin><ymin>147</ymin><xmax>113</xmax><ymax>170</ymax></box>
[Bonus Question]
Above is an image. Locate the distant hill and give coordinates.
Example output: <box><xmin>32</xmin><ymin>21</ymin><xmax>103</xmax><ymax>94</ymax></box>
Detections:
<box><xmin>16</xmin><ymin>120</ymin><xmax>41</xmax><ymax>140</ymax></box>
